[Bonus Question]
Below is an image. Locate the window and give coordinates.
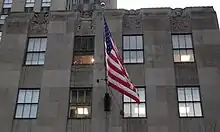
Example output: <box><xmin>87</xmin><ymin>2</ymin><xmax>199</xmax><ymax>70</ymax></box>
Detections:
<box><xmin>2</xmin><ymin>0</ymin><xmax>12</xmax><ymax>14</ymax></box>
<box><xmin>69</xmin><ymin>88</ymin><xmax>92</xmax><ymax>118</ymax></box>
<box><xmin>3</xmin><ymin>0</ymin><xmax>12</xmax><ymax>8</ymax></box>
<box><xmin>0</xmin><ymin>14</ymin><xmax>8</xmax><ymax>24</ymax></box>
<box><xmin>123</xmin><ymin>87</ymin><xmax>146</xmax><ymax>117</ymax></box>
<box><xmin>25</xmin><ymin>0</ymin><xmax>35</xmax><ymax>12</ymax></box>
<box><xmin>41</xmin><ymin>0</ymin><xmax>51</xmax><ymax>12</ymax></box>
<box><xmin>123</xmin><ymin>35</ymin><xmax>144</xmax><ymax>64</ymax></box>
<box><xmin>73</xmin><ymin>36</ymin><xmax>94</xmax><ymax>65</ymax></box>
<box><xmin>15</xmin><ymin>89</ymin><xmax>40</xmax><ymax>119</ymax></box>
<box><xmin>172</xmin><ymin>34</ymin><xmax>195</xmax><ymax>62</ymax></box>
<box><xmin>177</xmin><ymin>87</ymin><xmax>203</xmax><ymax>117</ymax></box>
<box><xmin>25</xmin><ymin>38</ymin><xmax>47</xmax><ymax>65</ymax></box>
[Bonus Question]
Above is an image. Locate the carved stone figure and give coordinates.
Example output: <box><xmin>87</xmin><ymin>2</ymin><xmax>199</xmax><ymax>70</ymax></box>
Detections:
<box><xmin>29</xmin><ymin>13</ymin><xmax>49</xmax><ymax>34</ymax></box>
<box><xmin>123</xmin><ymin>10</ymin><xmax>141</xmax><ymax>30</ymax></box>
<box><xmin>75</xmin><ymin>10</ymin><xmax>95</xmax><ymax>35</ymax></box>
<box><xmin>170</xmin><ymin>8</ymin><xmax>191</xmax><ymax>32</ymax></box>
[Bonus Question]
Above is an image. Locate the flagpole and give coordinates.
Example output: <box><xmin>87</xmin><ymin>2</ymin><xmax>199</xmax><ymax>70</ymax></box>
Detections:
<box><xmin>100</xmin><ymin>3</ymin><xmax>111</xmax><ymax>132</ymax></box>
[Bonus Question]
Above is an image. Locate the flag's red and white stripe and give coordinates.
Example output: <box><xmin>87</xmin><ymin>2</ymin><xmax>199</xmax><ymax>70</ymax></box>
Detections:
<box><xmin>105</xmin><ymin>38</ymin><xmax>140</xmax><ymax>103</ymax></box>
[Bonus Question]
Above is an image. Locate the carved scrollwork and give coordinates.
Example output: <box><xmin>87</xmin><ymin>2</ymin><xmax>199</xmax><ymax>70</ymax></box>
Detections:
<box><xmin>29</xmin><ymin>13</ymin><xmax>49</xmax><ymax>34</ymax></box>
<box><xmin>170</xmin><ymin>8</ymin><xmax>191</xmax><ymax>32</ymax></box>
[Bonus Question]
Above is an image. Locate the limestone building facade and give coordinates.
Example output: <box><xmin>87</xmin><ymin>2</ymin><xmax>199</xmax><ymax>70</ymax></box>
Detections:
<box><xmin>0</xmin><ymin>0</ymin><xmax>220</xmax><ymax>132</ymax></box>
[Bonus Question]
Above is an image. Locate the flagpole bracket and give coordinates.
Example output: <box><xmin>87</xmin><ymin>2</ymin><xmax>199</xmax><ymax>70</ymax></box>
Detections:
<box><xmin>96</xmin><ymin>78</ymin><xmax>107</xmax><ymax>83</ymax></box>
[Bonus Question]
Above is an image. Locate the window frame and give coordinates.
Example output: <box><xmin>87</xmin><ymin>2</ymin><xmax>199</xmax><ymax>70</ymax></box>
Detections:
<box><xmin>176</xmin><ymin>86</ymin><xmax>204</xmax><ymax>118</ymax></box>
<box><xmin>41</xmin><ymin>0</ymin><xmax>51</xmax><ymax>11</ymax></box>
<box><xmin>14</xmin><ymin>88</ymin><xmax>40</xmax><ymax>119</ymax></box>
<box><xmin>172</xmin><ymin>33</ymin><xmax>196</xmax><ymax>63</ymax></box>
<box><xmin>122</xmin><ymin>86</ymin><xmax>147</xmax><ymax>118</ymax></box>
<box><xmin>122</xmin><ymin>35</ymin><xmax>144</xmax><ymax>64</ymax></box>
<box><xmin>24</xmin><ymin>0</ymin><xmax>35</xmax><ymax>12</ymax></box>
<box><xmin>73</xmin><ymin>36</ymin><xmax>95</xmax><ymax>65</ymax></box>
<box><xmin>24</xmin><ymin>37</ymin><xmax>47</xmax><ymax>66</ymax></box>
<box><xmin>3</xmin><ymin>0</ymin><xmax>12</xmax><ymax>8</ymax></box>
<box><xmin>68</xmin><ymin>88</ymin><xmax>92</xmax><ymax>119</ymax></box>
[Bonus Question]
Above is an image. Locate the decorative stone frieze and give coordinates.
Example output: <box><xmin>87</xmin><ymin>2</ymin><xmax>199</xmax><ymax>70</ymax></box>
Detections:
<box><xmin>170</xmin><ymin>8</ymin><xmax>191</xmax><ymax>32</ymax></box>
<box><xmin>123</xmin><ymin>9</ymin><xmax>141</xmax><ymax>31</ymax></box>
<box><xmin>29</xmin><ymin>13</ymin><xmax>49</xmax><ymax>34</ymax></box>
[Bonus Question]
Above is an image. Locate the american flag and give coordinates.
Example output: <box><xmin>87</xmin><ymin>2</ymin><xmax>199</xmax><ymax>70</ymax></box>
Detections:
<box><xmin>104</xmin><ymin>17</ymin><xmax>140</xmax><ymax>103</ymax></box>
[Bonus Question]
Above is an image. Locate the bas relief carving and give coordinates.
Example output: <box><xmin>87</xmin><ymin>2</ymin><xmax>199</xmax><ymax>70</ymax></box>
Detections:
<box><xmin>170</xmin><ymin>8</ymin><xmax>191</xmax><ymax>32</ymax></box>
<box><xmin>123</xmin><ymin>10</ymin><xmax>141</xmax><ymax>31</ymax></box>
<box><xmin>29</xmin><ymin>13</ymin><xmax>49</xmax><ymax>34</ymax></box>
<box><xmin>75</xmin><ymin>10</ymin><xmax>95</xmax><ymax>35</ymax></box>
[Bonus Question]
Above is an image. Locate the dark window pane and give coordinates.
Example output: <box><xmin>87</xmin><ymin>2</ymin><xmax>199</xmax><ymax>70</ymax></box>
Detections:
<box><xmin>78</xmin><ymin>90</ymin><xmax>85</xmax><ymax>103</ymax></box>
<box><xmin>69</xmin><ymin>105</ymin><xmax>77</xmax><ymax>118</ymax></box>
<box><xmin>70</xmin><ymin>90</ymin><xmax>77</xmax><ymax>103</ymax></box>
<box><xmin>87</xmin><ymin>37</ymin><xmax>94</xmax><ymax>51</ymax></box>
<box><xmin>86</xmin><ymin>90</ymin><xmax>91</xmax><ymax>103</ymax></box>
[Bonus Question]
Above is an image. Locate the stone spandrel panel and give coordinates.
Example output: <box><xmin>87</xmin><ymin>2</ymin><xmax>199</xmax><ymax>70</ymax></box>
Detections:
<box><xmin>174</xmin><ymin>63</ymin><xmax>199</xmax><ymax>85</ymax></box>
<box><xmin>5</xmin><ymin>13</ymin><xmax>31</xmax><ymax>34</ymax></box>
<box><xmin>28</xmin><ymin>13</ymin><xmax>49</xmax><ymax>34</ymax></box>
<box><xmin>169</xmin><ymin>8</ymin><xmax>191</xmax><ymax>33</ymax></box>
<box><xmin>75</xmin><ymin>10</ymin><xmax>95</xmax><ymax>35</ymax></box>
<box><xmin>123</xmin><ymin>9</ymin><xmax>142</xmax><ymax>34</ymax></box>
